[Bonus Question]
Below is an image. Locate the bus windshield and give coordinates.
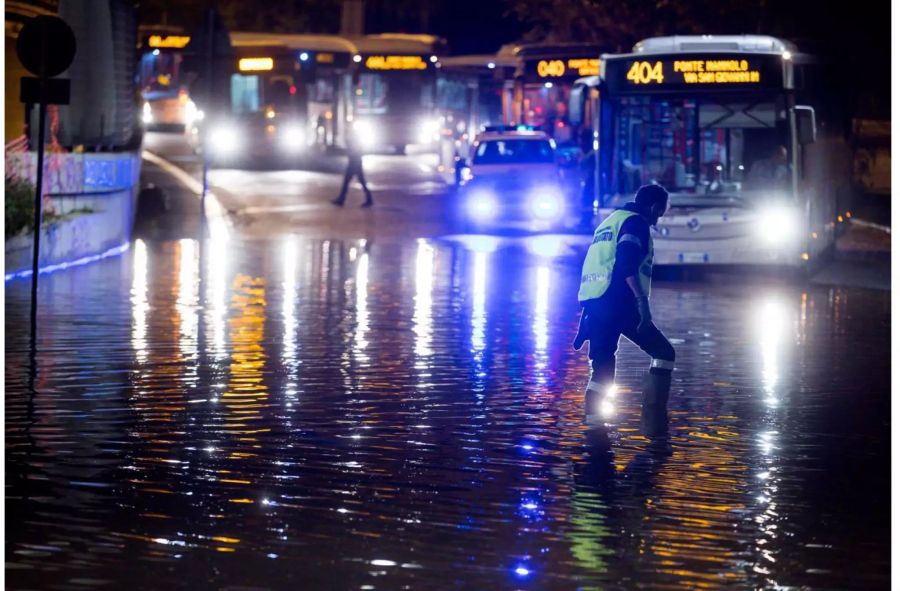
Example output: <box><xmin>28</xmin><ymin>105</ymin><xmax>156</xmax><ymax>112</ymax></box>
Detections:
<box><xmin>356</xmin><ymin>72</ymin><xmax>434</xmax><ymax>115</ymax></box>
<box><xmin>473</xmin><ymin>139</ymin><xmax>555</xmax><ymax>165</ymax></box>
<box><xmin>140</xmin><ymin>51</ymin><xmax>183</xmax><ymax>97</ymax></box>
<box><xmin>231</xmin><ymin>74</ymin><xmax>303</xmax><ymax>116</ymax></box>
<box><xmin>610</xmin><ymin>95</ymin><xmax>792</xmax><ymax>203</ymax></box>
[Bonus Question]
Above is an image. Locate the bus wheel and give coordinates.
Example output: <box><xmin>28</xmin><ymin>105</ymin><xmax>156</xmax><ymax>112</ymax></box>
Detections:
<box><xmin>394</xmin><ymin>144</ymin><xmax>406</xmax><ymax>155</ymax></box>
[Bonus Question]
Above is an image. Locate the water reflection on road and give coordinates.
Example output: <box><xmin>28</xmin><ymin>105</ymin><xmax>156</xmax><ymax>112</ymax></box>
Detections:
<box><xmin>5</xmin><ymin>232</ymin><xmax>889</xmax><ymax>590</ymax></box>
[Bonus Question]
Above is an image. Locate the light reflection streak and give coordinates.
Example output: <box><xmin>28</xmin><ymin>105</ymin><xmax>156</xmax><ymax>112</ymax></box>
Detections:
<box><xmin>414</xmin><ymin>239</ymin><xmax>434</xmax><ymax>361</ymax></box>
<box><xmin>471</xmin><ymin>251</ymin><xmax>487</xmax><ymax>356</ymax></box>
<box><xmin>756</xmin><ymin>299</ymin><xmax>788</xmax><ymax>408</ymax></box>
<box><xmin>354</xmin><ymin>252</ymin><xmax>370</xmax><ymax>359</ymax></box>
<box><xmin>177</xmin><ymin>240</ymin><xmax>200</xmax><ymax>357</ymax></box>
<box><xmin>533</xmin><ymin>264</ymin><xmax>550</xmax><ymax>381</ymax></box>
<box><xmin>206</xmin><ymin>232</ymin><xmax>230</xmax><ymax>361</ymax></box>
<box><xmin>131</xmin><ymin>239</ymin><xmax>149</xmax><ymax>364</ymax></box>
<box><xmin>282</xmin><ymin>236</ymin><xmax>298</xmax><ymax>364</ymax></box>
<box><xmin>752</xmin><ymin>296</ymin><xmax>791</xmax><ymax>587</ymax></box>
<box><xmin>224</xmin><ymin>275</ymin><xmax>270</xmax><ymax>456</ymax></box>
<box><xmin>320</xmin><ymin>241</ymin><xmax>331</xmax><ymax>302</ymax></box>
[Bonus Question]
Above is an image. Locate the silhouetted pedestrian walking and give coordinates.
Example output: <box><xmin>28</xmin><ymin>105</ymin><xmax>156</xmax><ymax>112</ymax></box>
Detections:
<box><xmin>332</xmin><ymin>137</ymin><xmax>373</xmax><ymax>208</ymax></box>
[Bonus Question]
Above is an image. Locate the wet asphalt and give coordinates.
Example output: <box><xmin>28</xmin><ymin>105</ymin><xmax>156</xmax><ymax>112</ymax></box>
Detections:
<box><xmin>4</xmin><ymin>133</ymin><xmax>891</xmax><ymax>590</ymax></box>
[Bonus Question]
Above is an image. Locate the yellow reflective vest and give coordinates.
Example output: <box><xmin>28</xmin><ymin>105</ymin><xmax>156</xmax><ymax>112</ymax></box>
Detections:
<box><xmin>578</xmin><ymin>209</ymin><xmax>653</xmax><ymax>302</ymax></box>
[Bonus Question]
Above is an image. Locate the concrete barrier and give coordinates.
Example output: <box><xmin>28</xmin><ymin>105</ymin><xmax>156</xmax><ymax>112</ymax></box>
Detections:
<box><xmin>5</xmin><ymin>151</ymin><xmax>140</xmax><ymax>278</ymax></box>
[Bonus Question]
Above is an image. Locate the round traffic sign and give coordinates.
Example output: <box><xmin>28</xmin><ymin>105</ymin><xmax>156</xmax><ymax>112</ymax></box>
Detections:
<box><xmin>16</xmin><ymin>15</ymin><xmax>76</xmax><ymax>78</ymax></box>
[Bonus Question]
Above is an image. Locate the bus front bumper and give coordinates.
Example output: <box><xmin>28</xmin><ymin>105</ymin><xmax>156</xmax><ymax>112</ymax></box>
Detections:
<box><xmin>652</xmin><ymin>236</ymin><xmax>806</xmax><ymax>267</ymax></box>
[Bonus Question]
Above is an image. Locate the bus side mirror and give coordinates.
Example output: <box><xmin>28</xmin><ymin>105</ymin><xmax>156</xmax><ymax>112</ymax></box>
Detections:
<box><xmin>568</xmin><ymin>85</ymin><xmax>584</xmax><ymax>125</ymax></box>
<box><xmin>795</xmin><ymin>105</ymin><xmax>816</xmax><ymax>144</ymax></box>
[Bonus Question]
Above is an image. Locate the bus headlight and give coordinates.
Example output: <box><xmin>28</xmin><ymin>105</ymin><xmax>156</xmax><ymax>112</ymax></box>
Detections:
<box><xmin>418</xmin><ymin>117</ymin><xmax>441</xmax><ymax>143</ymax></box>
<box><xmin>528</xmin><ymin>186</ymin><xmax>564</xmax><ymax>220</ymax></box>
<box><xmin>280</xmin><ymin>124</ymin><xmax>306</xmax><ymax>151</ymax></box>
<box><xmin>142</xmin><ymin>102</ymin><xmax>153</xmax><ymax>125</ymax></box>
<box><xmin>353</xmin><ymin>120</ymin><xmax>377</xmax><ymax>148</ymax></box>
<box><xmin>209</xmin><ymin>125</ymin><xmax>241</xmax><ymax>155</ymax></box>
<box><xmin>467</xmin><ymin>189</ymin><xmax>498</xmax><ymax>221</ymax></box>
<box><xmin>757</xmin><ymin>204</ymin><xmax>799</xmax><ymax>245</ymax></box>
<box><xmin>184</xmin><ymin>99</ymin><xmax>200</xmax><ymax>127</ymax></box>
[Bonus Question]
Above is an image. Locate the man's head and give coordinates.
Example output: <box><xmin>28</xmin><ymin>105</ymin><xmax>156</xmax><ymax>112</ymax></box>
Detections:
<box><xmin>634</xmin><ymin>184</ymin><xmax>669</xmax><ymax>225</ymax></box>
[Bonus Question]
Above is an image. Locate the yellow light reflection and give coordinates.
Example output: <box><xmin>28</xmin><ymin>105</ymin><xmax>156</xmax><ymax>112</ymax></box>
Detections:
<box><xmin>224</xmin><ymin>275</ymin><xmax>270</xmax><ymax>457</ymax></box>
<box><xmin>414</xmin><ymin>239</ymin><xmax>434</xmax><ymax>361</ymax></box>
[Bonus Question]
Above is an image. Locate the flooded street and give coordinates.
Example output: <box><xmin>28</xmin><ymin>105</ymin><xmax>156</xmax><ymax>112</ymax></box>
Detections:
<box><xmin>5</xmin><ymin>225</ymin><xmax>890</xmax><ymax>590</ymax></box>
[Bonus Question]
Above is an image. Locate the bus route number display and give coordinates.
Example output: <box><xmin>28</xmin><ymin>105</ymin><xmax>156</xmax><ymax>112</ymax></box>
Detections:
<box><xmin>622</xmin><ymin>57</ymin><xmax>771</xmax><ymax>88</ymax></box>
<box><xmin>536</xmin><ymin>58</ymin><xmax>600</xmax><ymax>78</ymax></box>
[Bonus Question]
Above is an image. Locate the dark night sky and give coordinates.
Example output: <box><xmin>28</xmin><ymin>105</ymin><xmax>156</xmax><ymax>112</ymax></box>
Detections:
<box><xmin>139</xmin><ymin>0</ymin><xmax>891</xmax><ymax>117</ymax></box>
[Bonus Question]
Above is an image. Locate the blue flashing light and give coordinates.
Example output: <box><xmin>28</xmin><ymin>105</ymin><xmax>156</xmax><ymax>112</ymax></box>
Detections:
<box><xmin>514</xmin><ymin>565</ymin><xmax>531</xmax><ymax>578</ymax></box>
<box><xmin>483</xmin><ymin>124</ymin><xmax>538</xmax><ymax>133</ymax></box>
<box><xmin>299</xmin><ymin>52</ymin><xmax>309</xmax><ymax>62</ymax></box>
<box><xmin>152</xmin><ymin>49</ymin><xmax>160</xmax><ymax>56</ymax></box>
<box><xmin>5</xmin><ymin>242</ymin><xmax>130</xmax><ymax>281</ymax></box>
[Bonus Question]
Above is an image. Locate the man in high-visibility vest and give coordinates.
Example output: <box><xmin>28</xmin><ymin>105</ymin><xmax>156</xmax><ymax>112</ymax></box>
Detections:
<box><xmin>574</xmin><ymin>184</ymin><xmax>675</xmax><ymax>436</ymax></box>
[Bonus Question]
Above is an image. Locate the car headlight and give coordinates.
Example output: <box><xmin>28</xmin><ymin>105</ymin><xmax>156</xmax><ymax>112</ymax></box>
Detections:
<box><xmin>142</xmin><ymin>102</ymin><xmax>153</xmax><ymax>125</ymax></box>
<box><xmin>528</xmin><ymin>186</ymin><xmax>564</xmax><ymax>220</ymax></box>
<box><xmin>280</xmin><ymin>124</ymin><xmax>306</xmax><ymax>151</ymax></box>
<box><xmin>467</xmin><ymin>189</ymin><xmax>498</xmax><ymax>221</ymax></box>
<box><xmin>353</xmin><ymin>120</ymin><xmax>377</xmax><ymax>147</ymax></box>
<box><xmin>208</xmin><ymin>125</ymin><xmax>240</xmax><ymax>155</ymax></box>
<box><xmin>756</xmin><ymin>204</ymin><xmax>799</xmax><ymax>245</ymax></box>
<box><xmin>460</xmin><ymin>166</ymin><xmax>473</xmax><ymax>183</ymax></box>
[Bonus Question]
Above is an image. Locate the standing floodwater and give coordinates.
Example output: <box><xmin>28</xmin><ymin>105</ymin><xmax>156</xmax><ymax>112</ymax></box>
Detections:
<box><xmin>6</xmin><ymin>232</ymin><xmax>889</xmax><ymax>590</ymax></box>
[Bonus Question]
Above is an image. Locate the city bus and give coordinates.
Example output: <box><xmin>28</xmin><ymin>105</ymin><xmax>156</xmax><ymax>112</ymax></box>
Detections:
<box><xmin>137</xmin><ymin>27</ymin><xmax>200</xmax><ymax>131</ymax></box>
<box><xmin>505</xmin><ymin>43</ymin><xmax>603</xmax><ymax>151</ymax></box>
<box><xmin>348</xmin><ymin>34</ymin><xmax>447</xmax><ymax>154</ymax></box>
<box><xmin>196</xmin><ymin>33</ymin><xmax>354</xmax><ymax>165</ymax></box>
<box><xmin>571</xmin><ymin>35</ymin><xmax>843</xmax><ymax>267</ymax></box>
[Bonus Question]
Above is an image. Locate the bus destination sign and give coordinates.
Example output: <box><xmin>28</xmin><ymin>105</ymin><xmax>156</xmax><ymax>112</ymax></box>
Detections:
<box><xmin>605</xmin><ymin>54</ymin><xmax>785</xmax><ymax>93</ymax></box>
<box><xmin>529</xmin><ymin>57</ymin><xmax>599</xmax><ymax>80</ymax></box>
<box><xmin>364</xmin><ymin>55</ymin><xmax>428</xmax><ymax>71</ymax></box>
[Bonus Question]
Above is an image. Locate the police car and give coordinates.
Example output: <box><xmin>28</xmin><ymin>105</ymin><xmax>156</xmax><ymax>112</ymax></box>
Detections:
<box><xmin>457</xmin><ymin>126</ymin><xmax>574</xmax><ymax>230</ymax></box>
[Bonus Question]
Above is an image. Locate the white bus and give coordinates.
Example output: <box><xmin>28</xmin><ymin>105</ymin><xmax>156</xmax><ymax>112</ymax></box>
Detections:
<box><xmin>571</xmin><ymin>35</ymin><xmax>847</xmax><ymax>267</ymax></box>
<box><xmin>348</xmin><ymin>34</ymin><xmax>447</xmax><ymax>154</ymax></box>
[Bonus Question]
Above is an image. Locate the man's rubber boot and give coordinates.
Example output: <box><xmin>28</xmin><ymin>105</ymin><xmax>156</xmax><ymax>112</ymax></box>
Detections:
<box><xmin>640</xmin><ymin>369</ymin><xmax>671</xmax><ymax>438</ymax></box>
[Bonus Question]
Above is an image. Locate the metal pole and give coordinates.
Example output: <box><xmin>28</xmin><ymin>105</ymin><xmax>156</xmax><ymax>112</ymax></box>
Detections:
<box><xmin>30</xmin><ymin>98</ymin><xmax>48</xmax><ymax>339</ymax></box>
